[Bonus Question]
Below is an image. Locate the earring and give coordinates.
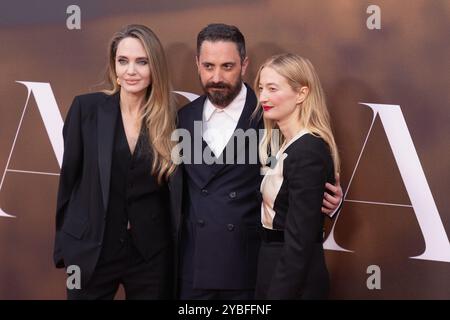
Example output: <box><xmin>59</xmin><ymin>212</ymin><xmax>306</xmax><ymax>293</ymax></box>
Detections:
<box><xmin>116</xmin><ymin>77</ymin><xmax>121</xmax><ymax>86</ymax></box>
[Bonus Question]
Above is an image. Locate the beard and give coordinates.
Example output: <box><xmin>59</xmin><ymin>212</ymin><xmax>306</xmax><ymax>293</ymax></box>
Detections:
<box><xmin>202</xmin><ymin>77</ymin><xmax>243</xmax><ymax>108</ymax></box>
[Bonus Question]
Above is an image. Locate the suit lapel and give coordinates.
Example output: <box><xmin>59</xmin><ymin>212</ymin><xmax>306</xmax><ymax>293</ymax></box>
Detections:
<box><xmin>97</xmin><ymin>92</ymin><xmax>119</xmax><ymax>212</ymax></box>
<box><xmin>183</xmin><ymin>96</ymin><xmax>217</xmax><ymax>188</ymax></box>
<box><xmin>234</xmin><ymin>84</ymin><xmax>258</xmax><ymax>133</ymax></box>
<box><xmin>168</xmin><ymin>166</ymin><xmax>183</xmax><ymax>235</ymax></box>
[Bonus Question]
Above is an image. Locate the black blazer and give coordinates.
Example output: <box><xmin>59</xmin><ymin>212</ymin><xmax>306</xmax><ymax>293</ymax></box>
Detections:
<box><xmin>260</xmin><ymin>134</ymin><xmax>335</xmax><ymax>299</ymax></box>
<box><xmin>53</xmin><ymin>92</ymin><xmax>181</xmax><ymax>288</ymax></box>
<box><xmin>176</xmin><ymin>85</ymin><xmax>263</xmax><ymax>290</ymax></box>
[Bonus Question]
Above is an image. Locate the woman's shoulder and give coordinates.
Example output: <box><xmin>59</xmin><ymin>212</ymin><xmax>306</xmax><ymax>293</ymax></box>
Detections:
<box><xmin>69</xmin><ymin>91</ymin><xmax>119</xmax><ymax>115</ymax></box>
<box><xmin>73</xmin><ymin>91</ymin><xmax>114</xmax><ymax>105</ymax></box>
<box><xmin>285</xmin><ymin>133</ymin><xmax>331</xmax><ymax>161</ymax></box>
<box><xmin>288</xmin><ymin>133</ymin><xmax>328</xmax><ymax>151</ymax></box>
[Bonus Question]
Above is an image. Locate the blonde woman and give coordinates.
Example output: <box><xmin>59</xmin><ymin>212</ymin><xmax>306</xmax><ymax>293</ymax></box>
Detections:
<box><xmin>254</xmin><ymin>53</ymin><xmax>340</xmax><ymax>299</ymax></box>
<box><xmin>53</xmin><ymin>25</ymin><xmax>177</xmax><ymax>299</ymax></box>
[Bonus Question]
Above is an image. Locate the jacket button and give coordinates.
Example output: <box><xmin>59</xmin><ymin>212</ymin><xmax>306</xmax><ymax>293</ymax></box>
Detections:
<box><xmin>197</xmin><ymin>219</ymin><xmax>205</xmax><ymax>227</ymax></box>
<box><xmin>119</xmin><ymin>238</ymin><xmax>125</xmax><ymax>243</ymax></box>
<box><xmin>227</xmin><ymin>224</ymin><xmax>235</xmax><ymax>231</ymax></box>
<box><xmin>229</xmin><ymin>191</ymin><xmax>236</xmax><ymax>199</ymax></box>
<box><xmin>201</xmin><ymin>189</ymin><xmax>208</xmax><ymax>195</ymax></box>
<box><xmin>98</xmin><ymin>241</ymin><xmax>102</xmax><ymax>246</ymax></box>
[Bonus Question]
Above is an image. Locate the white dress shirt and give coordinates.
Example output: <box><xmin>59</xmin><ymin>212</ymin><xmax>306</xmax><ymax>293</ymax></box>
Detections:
<box><xmin>202</xmin><ymin>84</ymin><xmax>247</xmax><ymax>157</ymax></box>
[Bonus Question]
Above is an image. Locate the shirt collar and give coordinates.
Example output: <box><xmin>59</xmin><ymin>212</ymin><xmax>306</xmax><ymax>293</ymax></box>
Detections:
<box><xmin>203</xmin><ymin>83</ymin><xmax>247</xmax><ymax>122</ymax></box>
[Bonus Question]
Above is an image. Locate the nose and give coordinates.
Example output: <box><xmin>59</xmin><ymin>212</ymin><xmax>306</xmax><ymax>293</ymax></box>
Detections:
<box><xmin>211</xmin><ymin>69</ymin><xmax>223</xmax><ymax>83</ymax></box>
<box><xmin>126</xmin><ymin>62</ymin><xmax>137</xmax><ymax>75</ymax></box>
<box><xmin>259</xmin><ymin>90</ymin><xmax>268</xmax><ymax>103</ymax></box>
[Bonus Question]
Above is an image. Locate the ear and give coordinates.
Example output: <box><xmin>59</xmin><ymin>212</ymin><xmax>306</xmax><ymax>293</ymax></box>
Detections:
<box><xmin>296</xmin><ymin>86</ymin><xmax>309</xmax><ymax>105</ymax></box>
<box><xmin>241</xmin><ymin>56</ymin><xmax>249</xmax><ymax>77</ymax></box>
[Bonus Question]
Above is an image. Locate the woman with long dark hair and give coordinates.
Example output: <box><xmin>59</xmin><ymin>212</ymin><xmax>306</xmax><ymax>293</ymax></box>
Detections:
<box><xmin>53</xmin><ymin>24</ymin><xmax>177</xmax><ymax>299</ymax></box>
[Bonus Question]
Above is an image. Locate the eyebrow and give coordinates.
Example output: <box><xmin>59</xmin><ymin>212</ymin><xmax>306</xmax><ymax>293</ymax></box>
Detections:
<box><xmin>260</xmin><ymin>82</ymin><xmax>279</xmax><ymax>87</ymax></box>
<box><xmin>201</xmin><ymin>61</ymin><xmax>235</xmax><ymax>66</ymax></box>
<box><xmin>116</xmin><ymin>56</ymin><xmax>148</xmax><ymax>60</ymax></box>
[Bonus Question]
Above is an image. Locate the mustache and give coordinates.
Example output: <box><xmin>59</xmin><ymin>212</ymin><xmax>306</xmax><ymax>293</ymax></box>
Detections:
<box><xmin>205</xmin><ymin>82</ymin><xmax>231</xmax><ymax>90</ymax></box>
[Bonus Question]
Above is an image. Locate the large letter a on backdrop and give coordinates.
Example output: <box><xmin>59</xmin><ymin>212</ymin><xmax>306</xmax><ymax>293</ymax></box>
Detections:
<box><xmin>0</xmin><ymin>82</ymin><xmax>63</xmax><ymax>218</ymax></box>
<box><xmin>324</xmin><ymin>103</ymin><xmax>450</xmax><ymax>263</ymax></box>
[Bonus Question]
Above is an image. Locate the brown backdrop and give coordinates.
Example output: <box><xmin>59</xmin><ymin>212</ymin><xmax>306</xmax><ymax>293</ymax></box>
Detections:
<box><xmin>1</xmin><ymin>0</ymin><xmax>449</xmax><ymax>299</ymax></box>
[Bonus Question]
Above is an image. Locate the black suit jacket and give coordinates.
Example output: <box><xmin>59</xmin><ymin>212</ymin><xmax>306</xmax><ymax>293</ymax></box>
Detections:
<box><xmin>261</xmin><ymin>134</ymin><xmax>335</xmax><ymax>299</ymax></box>
<box><xmin>53</xmin><ymin>92</ymin><xmax>181</xmax><ymax>288</ymax></box>
<box><xmin>176</xmin><ymin>85</ymin><xmax>264</xmax><ymax>290</ymax></box>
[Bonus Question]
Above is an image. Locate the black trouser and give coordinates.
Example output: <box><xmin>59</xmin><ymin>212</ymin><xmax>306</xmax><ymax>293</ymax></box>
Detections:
<box><xmin>255</xmin><ymin>233</ymin><xmax>329</xmax><ymax>300</ymax></box>
<box><xmin>67</xmin><ymin>234</ymin><xmax>172</xmax><ymax>300</ymax></box>
<box><xmin>255</xmin><ymin>240</ymin><xmax>284</xmax><ymax>299</ymax></box>
<box><xmin>178</xmin><ymin>278</ymin><xmax>254</xmax><ymax>300</ymax></box>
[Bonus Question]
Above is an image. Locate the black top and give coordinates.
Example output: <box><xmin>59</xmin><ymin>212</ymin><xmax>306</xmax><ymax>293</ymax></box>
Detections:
<box><xmin>101</xmin><ymin>108</ymin><xmax>170</xmax><ymax>261</ymax></box>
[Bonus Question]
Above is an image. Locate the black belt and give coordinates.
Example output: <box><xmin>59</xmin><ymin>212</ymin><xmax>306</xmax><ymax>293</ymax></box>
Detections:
<box><xmin>259</xmin><ymin>227</ymin><xmax>284</xmax><ymax>243</ymax></box>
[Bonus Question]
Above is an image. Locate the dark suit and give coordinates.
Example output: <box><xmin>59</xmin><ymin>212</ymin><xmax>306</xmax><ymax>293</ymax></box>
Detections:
<box><xmin>175</xmin><ymin>85</ymin><xmax>263</xmax><ymax>298</ymax></box>
<box><xmin>53</xmin><ymin>92</ymin><xmax>179</xmax><ymax>299</ymax></box>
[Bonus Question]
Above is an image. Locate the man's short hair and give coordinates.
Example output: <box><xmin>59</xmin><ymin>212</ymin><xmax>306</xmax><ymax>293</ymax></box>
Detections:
<box><xmin>197</xmin><ymin>23</ymin><xmax>246</xmax><ymax>61</ymax></box>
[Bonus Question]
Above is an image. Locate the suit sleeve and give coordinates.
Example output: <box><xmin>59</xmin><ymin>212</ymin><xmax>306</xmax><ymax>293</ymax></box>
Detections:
<box><xmin>53</xmin><ymin>96</ymin><xmax>83</xmax><ymax>268</ymax></box>
<box><xmin>267</xmin><ymin>146</ymin><xmax>328</xmax><ymax>299</ymax></box>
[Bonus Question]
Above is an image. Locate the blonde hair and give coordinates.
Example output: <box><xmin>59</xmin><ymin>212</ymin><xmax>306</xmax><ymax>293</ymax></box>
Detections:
<box><xmin>103</xmin><ymin>24</ymin><xmax>177</xmax><ymax>183</ymax></box>
<box><xmin>253</xmin><ymin>53</ymin><xmax>340</xmax><ymax>173</ymax></box>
